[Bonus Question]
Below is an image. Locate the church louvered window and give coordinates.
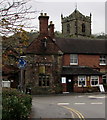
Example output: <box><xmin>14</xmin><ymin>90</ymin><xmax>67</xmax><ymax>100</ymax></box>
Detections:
<box><xmin>82</xmin><ymin>23</ymin><xmax>85</xmax><ymax>33</ymax></box>
<box><xmin>67</xmin><ymin>24</ymin><xmax>70</xmax><ymax>33</ymax></box>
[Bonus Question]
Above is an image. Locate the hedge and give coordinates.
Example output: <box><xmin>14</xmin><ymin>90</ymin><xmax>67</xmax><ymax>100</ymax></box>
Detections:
<box><xmin>2</xmin><ymin>88</ymin><xmax>32</xmax><ymax>120</ymax></box>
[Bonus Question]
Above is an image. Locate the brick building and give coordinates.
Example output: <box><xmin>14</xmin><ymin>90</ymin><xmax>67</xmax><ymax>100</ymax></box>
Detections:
<box><xmin>24</xmin><ymin>10</ymin><xmax>107</xmax><ymax>93</ymax></box>
<box><xmin>25</xmin><ymin>13</ymin><xmax>63</xmax><ymax>94</ymax></box>
<box><xmin>56</xmin><ymin>38</ymin><xmax>107</xmax><ymax>92</ymax></box>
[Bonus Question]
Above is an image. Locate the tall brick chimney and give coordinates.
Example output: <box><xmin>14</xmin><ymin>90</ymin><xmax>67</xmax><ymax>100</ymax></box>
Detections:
<box><xmin>48</xmin><ymin>21</ymin><xmax>54</xmax><ymax>38</ymax></box>
<box><xmin>38</xmin><ymin>13</ymin><xmax>49</xmax><ymax>36</ymax></box>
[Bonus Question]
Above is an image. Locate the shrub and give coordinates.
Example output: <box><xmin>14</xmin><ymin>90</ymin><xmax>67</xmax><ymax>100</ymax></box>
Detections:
<box><xmin>2</xmin><ymin>88</ymin><xmax>32</xmax><ymax>120</ymax></box>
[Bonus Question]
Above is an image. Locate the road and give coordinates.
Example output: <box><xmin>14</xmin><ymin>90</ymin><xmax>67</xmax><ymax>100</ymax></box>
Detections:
<box><xmin>31</xmin><ymin>93</ymin><xmax>106</xmax><ymax>119</ymax></box>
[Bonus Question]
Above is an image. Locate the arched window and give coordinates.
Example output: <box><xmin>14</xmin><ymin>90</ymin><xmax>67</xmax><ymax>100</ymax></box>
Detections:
<box><xmin>82</xmin><ymin>23</ymin><xmax>85</xmax><ymax>33</ymax></box>
<box><xmin>67</xmin><ymin>24</ymin><xmax>70</xmax><ymax>33</ymax></box>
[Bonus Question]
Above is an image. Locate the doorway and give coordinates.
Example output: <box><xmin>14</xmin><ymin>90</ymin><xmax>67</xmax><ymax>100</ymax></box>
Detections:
<box><xmin>66</xmin><ymin>76</ymin><xmax>74</xmax><ymax>92</ymax></box>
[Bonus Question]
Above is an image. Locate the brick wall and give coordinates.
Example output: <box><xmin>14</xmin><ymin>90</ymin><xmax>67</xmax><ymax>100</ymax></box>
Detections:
<box><xmin>78</xmin><ymin>54</ymin><xmax>99</xmax><ymax>68</ymax></box>
<box><xmin>63</xmin><ymin>54</ymin><xmax>70</xmax><ymax>66</ymax></box>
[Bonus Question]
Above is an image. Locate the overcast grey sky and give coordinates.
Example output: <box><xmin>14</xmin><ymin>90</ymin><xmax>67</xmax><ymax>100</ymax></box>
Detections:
<box><xmin>30</xmin><ymin>0</ymin><xmax>106</xmax><ymax>34</ymax></box>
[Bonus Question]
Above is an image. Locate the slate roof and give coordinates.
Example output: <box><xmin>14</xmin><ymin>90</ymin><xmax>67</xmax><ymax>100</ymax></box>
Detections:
<box><xmin>61</xmin><ymin>66</ymin><xmax>103</xmax><ymax>75</ymax></box>
<box><xmin>55</xmin><ymin>38</ymin><xmax>107</xmax><ymax>55</ymax></box>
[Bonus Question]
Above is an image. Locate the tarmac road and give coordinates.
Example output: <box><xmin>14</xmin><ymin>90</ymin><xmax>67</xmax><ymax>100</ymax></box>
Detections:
<box><xmin>31</xmin><ymin>93</ymin><xmax>106</xmax><ymax>119</ymax></box>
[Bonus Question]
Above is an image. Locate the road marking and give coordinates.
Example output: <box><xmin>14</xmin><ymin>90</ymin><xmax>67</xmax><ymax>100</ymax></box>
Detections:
<box><xmin>62</xmin><ymin>106</ymin><xmax>85</xmax><ymax>120</ymax></box>
<box><xmin>75</xmin><ymin>103</ymin><xmax>86</xmax><ymax>105</ymax></box>
<box><xmin>78</xmin><ymin>96</ymin><xmax>84</xmax><ymax>98</ymax></box>
<box><xmin>95</xmin><ymin>96</ymin><xmax>105</xmax><ymax>99</ymax></box>
<box><xmin>88</xmin><ymin>96</ymin><xmax>105</xmax><ymax>99</ymax></box>
<box><xmin>88</xmin><ymin>96</ymin><xmax>96</xmax><ymax>98</ymax></box>
<box><xmin>91</xmin><ymin>102</ymin><xmax>103</xmax><ymax>104</ymax></box>
<box><xmin>57</xmin><ymin>103</ymin><xmax>70</xmax><ymax>105</ymax></box>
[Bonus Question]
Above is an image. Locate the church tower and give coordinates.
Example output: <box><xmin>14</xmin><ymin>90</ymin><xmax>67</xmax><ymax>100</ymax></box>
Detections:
<box><xmin>61</xmin><ymin>9</ymin><xmax>91</xmax><ymax>37</ymax></box>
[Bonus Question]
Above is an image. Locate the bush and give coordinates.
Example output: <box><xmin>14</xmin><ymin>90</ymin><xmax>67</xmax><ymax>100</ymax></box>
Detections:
<box><xmin>2</xmin><ymin>88</ymin><xmax>32</xmax><ymax>120</ymax></box>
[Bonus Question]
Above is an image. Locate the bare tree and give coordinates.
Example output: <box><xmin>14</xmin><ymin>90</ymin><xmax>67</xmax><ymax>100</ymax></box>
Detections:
<box><xmin>0</xmin><ymin>0</ymin><xmax>37</xmax><ymax>36</ymax></box>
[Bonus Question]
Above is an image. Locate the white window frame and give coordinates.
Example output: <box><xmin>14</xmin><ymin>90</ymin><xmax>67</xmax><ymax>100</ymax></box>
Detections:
<box><xmin>70</xmin><ymin>54</ymin><xmax>78</xmax><ymax>65</ymax></box>
<box><xmin>102</xmin><ymin>75</ymin><xmax>107</xmax><ymax>84</ymax></box>
<box><xmin>78</xmin><ymin>76</ymin><xmax>86</xmax><ymax>87</ymax></box>
<box><xmin>99</xmin><ymin>55</ymin><xmax>106</xmax><ymax>65</ymax></box>
<box><xmin>91</xmin><ymin>76</ymin><xmax>99</xmax><ymax>87</ymax></box>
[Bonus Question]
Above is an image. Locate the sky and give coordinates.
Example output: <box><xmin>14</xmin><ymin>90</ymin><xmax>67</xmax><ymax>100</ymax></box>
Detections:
<box><xmin>29</xmin><ymin>0</ymin><xmax>106</xmax><ymax>34</ymax></box>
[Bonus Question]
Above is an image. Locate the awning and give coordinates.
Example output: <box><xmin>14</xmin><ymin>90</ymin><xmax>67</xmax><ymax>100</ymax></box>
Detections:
<box><xmin>61</xmin><ymin>66</ymin><xmax>103</xmax><ymax>75</ymax></box>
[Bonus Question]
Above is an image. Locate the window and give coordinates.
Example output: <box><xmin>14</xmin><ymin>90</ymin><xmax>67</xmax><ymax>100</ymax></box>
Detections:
<box><xmin>82</xmin><ymin>23</ymin><xmax>85</xmax><ymax>33</ymax></box>
<box><xmin>102</xmin><ymin>75</ymin><xmax>107</xmax><ymax>84</ymax></box>
<box><xmin>70</xmin><ymin>54</ymin><xmax>78</xmax><ymax>65</ymax></box>
<box><xmin>39</xmin><ymin>75</ymin><xmax>50</xmax><ymax>87</ymax></box>
<box><xmin>67</xmin><ymin>24</ymin><xmax>70</xmax><ymax>33</ymax></box>
<box><xmin>100</xmin><ymin>55</ymin><xmax>106</xmax><ymax>65</ymax></box>
<box><xmin>78</xmin><ymin>76</ymin><xmax>86</xmax><ymax>87</ymax></box>
<box><xmin>91</xmin><ymin>76</ymin><xmax>99</xmax><ymax>86</ymax></box>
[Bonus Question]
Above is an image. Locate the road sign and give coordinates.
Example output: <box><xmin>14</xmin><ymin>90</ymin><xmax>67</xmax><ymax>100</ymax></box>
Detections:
<box><xmin>18</xmin><ymin>58</ymin><xmax>27</xmax><ymax>68</ymax></box>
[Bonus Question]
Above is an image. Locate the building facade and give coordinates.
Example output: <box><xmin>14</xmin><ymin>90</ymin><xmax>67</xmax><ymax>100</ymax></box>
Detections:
<box><xmin>25</xmin><ymin>13</ymin><xmax>63</xmax><ymax>94</ymax></box>
<box><xmin>56</xmin><ymin>38</ymin><xmax>107</xmax><ymax>92</ymax></box>
<box><xmin>3</xmin><ymin>10</ymin><xmax>107</xmax><ymax>94</ymax></box>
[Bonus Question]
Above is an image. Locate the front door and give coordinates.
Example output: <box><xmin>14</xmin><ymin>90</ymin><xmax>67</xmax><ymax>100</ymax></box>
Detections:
<box><xmin>66</xmin><ymin>76</ymin><xmax>74</xmax><ymax>92</ymax></box>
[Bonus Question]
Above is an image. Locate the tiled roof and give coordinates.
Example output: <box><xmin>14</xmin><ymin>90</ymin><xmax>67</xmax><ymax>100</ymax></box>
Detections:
<box><xmin>55</xmin><ymin>38</ymin><xmax>107</xmax><ymax>54</ymax></box>
<box><xmin>61</xmin><ymin>66</ymin><xmax>103</xmax><ymax>75</ymax></box>
<box><xmin>26</xmin><ymin>36</ymin><xmax>61</xmax><ymax>55</ymax></box>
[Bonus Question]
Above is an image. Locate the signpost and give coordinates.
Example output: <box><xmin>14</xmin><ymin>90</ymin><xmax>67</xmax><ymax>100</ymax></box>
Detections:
<box><xmin>99</xmin><ymin>84</ymin><xmax>105</xmax><ymax>93</ymax></box>
<box><xmin>18</xmin><ymin>58</ymin><xmax>27</xmax><ymax>92</ymax></box>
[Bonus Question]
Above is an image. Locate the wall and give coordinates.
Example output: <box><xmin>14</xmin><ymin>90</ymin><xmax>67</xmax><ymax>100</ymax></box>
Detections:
<box><xmin>79</xmin><ymin>54</ymin><xmax>99</xmax><ymax>68</ymax></box>
<box><xmin>63</xmin><ymin>54</ymin><xmax>99</xmax><ymax>67</ymax></box>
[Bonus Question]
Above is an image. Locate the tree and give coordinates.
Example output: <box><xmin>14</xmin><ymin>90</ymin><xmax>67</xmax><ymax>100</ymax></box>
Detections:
<box><xmin>0</xmin><ymin>0</ymin><xmax>37</xmax><ymax>36</ymax></box>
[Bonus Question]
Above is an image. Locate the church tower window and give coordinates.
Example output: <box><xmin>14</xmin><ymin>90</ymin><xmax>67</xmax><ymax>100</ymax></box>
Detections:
<box><xmin>67</xmin><ymin>24</ymin><xmax>70</xmax><ymax>33</ymax></box>
<box><xmin>82</xmin><ymin>23</ymin><xmax>85</xmax><ymax>33</ymax></box>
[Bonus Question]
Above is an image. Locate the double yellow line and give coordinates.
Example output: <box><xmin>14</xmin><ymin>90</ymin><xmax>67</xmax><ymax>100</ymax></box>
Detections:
<box><xmin>62</xmin><ymin>105</ymin><xmax>85</xmax><ymax>120</ymax></box>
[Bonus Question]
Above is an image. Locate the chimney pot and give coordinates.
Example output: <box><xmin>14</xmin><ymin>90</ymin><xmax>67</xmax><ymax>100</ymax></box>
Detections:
<box><xmin>44</xmin><ymin>13</ymin><xmax>47</xmax><ymax>16</ymax></box>
<box><xmin>40</xmin><ymin>13</ymin><xmax>43</xmax><ymax>16</ymax></box>
<box><xmin>50</xmin><ymin>21</ymin><xmax>53</xmax><ymax>24</ymax></box>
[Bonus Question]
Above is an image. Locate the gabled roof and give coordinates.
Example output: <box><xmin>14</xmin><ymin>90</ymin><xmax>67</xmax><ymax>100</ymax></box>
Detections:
<box><xmin>26</xmin><ymin>36</ymin><xmax>62</xmax><ymax>55</ymax></box>
<box><xmin>61</xmin><ymin>66</ymin><xmax>103</xmax><ymax>75</ymax></box>
<box><xmin>55</xmin><ymin>37</ymin><xmax>107</xmax><ymax>55</ymax></box>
